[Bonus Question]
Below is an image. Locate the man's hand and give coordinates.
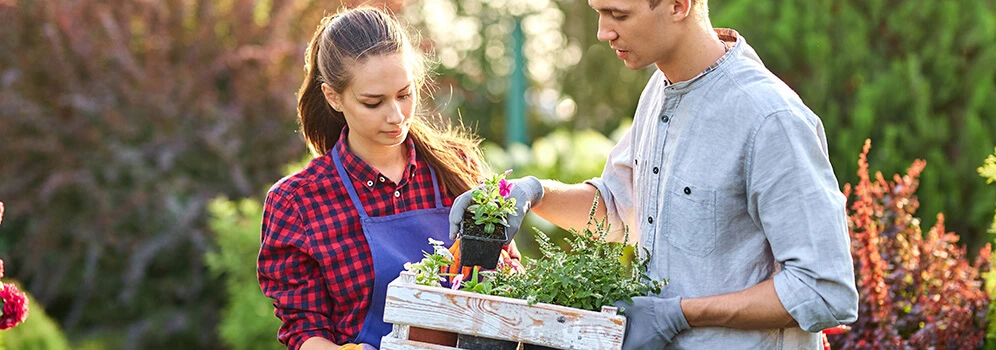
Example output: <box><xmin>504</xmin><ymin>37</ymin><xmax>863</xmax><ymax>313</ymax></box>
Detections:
<box><xmin>614</xmin><ymin>296</ymin><xmax>690</xmax><ymax>349</ymax></box>
<box><xmin>448</xmin><ymin>176</ymin><xmax>544</xmax><ymax>244</ymax></box>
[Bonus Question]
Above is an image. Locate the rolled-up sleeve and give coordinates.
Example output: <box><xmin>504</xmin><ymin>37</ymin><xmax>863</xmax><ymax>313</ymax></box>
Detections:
<box><xmin>258</xmin><ymin>190</ymin><xmax>336</xmax><ymax>349</ymax></box>
<box><xmin>746</xmin><ymin>110</ymin><xmax>859</xmax><ymax>332</ymax></box>
<box><xmin>585</xmin><ymin>128</ymin><xmax>636</xmax><ymax>243</ymax></box>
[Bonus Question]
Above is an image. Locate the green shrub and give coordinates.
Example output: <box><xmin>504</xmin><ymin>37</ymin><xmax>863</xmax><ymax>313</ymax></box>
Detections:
<box><xmin>1</xmin><ymin>285</ymin><xmax>70</xmax><ymax>350</ymax></box>
<box><xmin>979</xmin><ymin>148</ymin><xmax>996</xmax><ymax>236</ymax></box>
<box><xmin>205</xmin><ymin>197</ymin><xmax>283</xmax><ymax>350</ymax></box>
<box><xmin>982</xmin><ymin>148</ymin><xmax>996</xmax><ymax>349</ymax></box>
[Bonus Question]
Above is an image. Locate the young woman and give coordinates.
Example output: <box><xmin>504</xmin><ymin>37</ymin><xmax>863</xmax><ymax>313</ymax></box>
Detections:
<box><xmin>258</xmin><ymin>7</ymin><xmax>514</xmax><ymax>350</ymax></box>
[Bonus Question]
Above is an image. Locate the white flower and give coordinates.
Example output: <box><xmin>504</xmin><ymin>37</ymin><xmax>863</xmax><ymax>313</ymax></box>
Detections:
<box><xmin>434</xmin><ymin>245</ymin><xmax>455</xmax><ymax>260</ymax></box>
<box><xmin>428</xmin><ymin>238</ymin><xmax>445</xmax><ymax>246</ymax></box>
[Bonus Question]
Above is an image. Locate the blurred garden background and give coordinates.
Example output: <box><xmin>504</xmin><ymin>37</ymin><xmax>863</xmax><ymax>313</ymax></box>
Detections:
<box><xmin>0</xmin><ymin>0</ymin><xmax>994</xmax><ymax>348</ymax></box>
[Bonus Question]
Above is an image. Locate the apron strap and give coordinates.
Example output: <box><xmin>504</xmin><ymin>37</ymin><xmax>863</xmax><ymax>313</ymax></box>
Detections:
<box><xmin>331</xmin><ymin>144</ymin><xmax>370</xmax><ymax>219</ymax></box>
<box><xmin>331</xmin><ymin>143</ymin><xmax>447</xmax><ymax>216</ymax></box>
<box><xmin>427</xmin><ymin>164</ymin><xmax>444</xmax><ymax>208</ymax></box>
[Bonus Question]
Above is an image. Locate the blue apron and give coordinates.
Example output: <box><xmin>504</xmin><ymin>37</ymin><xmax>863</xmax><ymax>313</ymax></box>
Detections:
<box><xmin>331</xmin><ymin>145</ymin><xmax>453</xmax><ymax>348</ymax></box>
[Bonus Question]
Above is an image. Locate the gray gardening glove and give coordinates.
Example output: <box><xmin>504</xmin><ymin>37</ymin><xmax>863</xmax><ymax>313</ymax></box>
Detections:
<box><xmin>448</xmin><ymin>176</ymin><xmax>544</xmax><ymax>244</ymax></box>
<box><xmin>614</xmin><ymin>296</ymin><xmax>690</xmax><ymax>349</ymax></box>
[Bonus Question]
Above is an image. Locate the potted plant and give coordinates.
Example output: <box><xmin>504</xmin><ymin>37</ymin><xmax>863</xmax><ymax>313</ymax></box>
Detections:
<box><xmin>458</xmin><ymin>170</ymin><xmax>518</xmax><ymax>269</ymax></box>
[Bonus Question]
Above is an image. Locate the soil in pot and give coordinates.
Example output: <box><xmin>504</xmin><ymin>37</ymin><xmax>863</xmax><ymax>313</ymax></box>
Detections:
<box><xmin>456</xmin><ymin>334</ymin><xmax>519</xmax><ymax>350</ymax></box>
<box><xmin>459</xmin><ymin>211</ymin><xmax>507</xmax><ymax>269</ymax></box>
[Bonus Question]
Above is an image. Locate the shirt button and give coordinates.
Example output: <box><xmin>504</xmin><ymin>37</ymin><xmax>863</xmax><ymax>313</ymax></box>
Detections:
<box><xmin>379</xmin><ymin>177</ymin><xmax>386</xmax><ymax>182</ymax></box>
<box><xmin>394</xmin><ymin>191</ymin><xmax>401</xmax><ymax>197</ymax></box>
<box><xmin>684</xmin><ymin>187</ymin><xmax>691</xmax><ymax>195</ymax></box>
<box><xmin>648</xmin><ymin>216</ymin><xmax>653</xmax><ymax>224</ymax></box>
<box><xmin>366</xmin><ymin>180</ymin><xmax>374</xmax><ymax>187</ymax></box>
<box><xmin>653</xmin><ymin>167</ymin><xmax>659</xmax><ymax>174</ymax></box>
<box><xmin>661</xmin><ymin>115</ymin><xmax>670</xmax><ymax>123</ymax></box>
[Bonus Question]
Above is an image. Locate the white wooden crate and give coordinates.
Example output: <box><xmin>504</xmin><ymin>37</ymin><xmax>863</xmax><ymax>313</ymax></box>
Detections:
<box><xmin>380</xmin><ymin>271</ymin><xmax>626</xmax><ymax>350</ymax></box>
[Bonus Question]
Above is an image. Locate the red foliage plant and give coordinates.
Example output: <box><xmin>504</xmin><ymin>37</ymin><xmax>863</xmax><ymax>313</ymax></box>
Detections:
<box><xmin>829</xmin><ymin>140</ymin><xmax>991</xmax><ymax>349</ymax></box>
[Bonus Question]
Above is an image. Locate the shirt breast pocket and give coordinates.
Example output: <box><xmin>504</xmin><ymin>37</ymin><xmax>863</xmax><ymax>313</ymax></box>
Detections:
<box><xmin>664</xmin><ymin>176</ymin><xmax>717</xmax><ymax>257</ymax></box>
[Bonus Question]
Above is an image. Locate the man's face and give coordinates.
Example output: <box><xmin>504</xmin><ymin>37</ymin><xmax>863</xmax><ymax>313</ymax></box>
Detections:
<box><xmin>589</xmin><ymin>0</ymin><xmax>674</xmax><ymax>70</ymax></box>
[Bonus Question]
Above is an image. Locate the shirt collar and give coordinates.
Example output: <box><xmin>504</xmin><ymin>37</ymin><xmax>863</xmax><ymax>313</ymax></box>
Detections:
<box><xmin>330</xmin><ymin>126</ymin><xmax>419</xmax><ymax>190</ymax></box>
<box><xmin>662</xmin><ymin>28</ymin><xmax>742</xmax><ymax>92</ymax></box>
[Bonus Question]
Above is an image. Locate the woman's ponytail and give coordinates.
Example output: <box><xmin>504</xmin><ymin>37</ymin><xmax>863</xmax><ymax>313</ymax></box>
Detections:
<box><xmin>298</xmin><ymin>17</ymin><xmax>346</xmax><ymax>157</ymax></box>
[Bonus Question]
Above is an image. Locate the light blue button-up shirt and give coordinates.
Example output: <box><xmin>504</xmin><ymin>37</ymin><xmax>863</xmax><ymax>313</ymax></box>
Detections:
<box><xmin>588</xmin><ymin>29</ymin><xmax>859</xmax><ymax>349</ymax></box>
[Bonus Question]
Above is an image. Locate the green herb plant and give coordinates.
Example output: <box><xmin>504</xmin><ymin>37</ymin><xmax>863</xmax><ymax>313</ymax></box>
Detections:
<box><xmin>458</xmin><ymin>266</ymin><xmax>495</xmax><ymax>295</ymax></box>
<box><xmin>403</xmin><ymin>238</ymin><xmax>455</xmax><ymax>287</ymax></box>
<box><xmin>486</xmin><ymin>193</ymin><xmax>666</xmax><ymax>312</ymax></box>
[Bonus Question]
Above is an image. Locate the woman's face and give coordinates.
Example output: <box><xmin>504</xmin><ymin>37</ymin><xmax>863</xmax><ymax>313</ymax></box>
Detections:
<box><xmin>329</xmin><ymin>52</ymin><xmax>416</xmax><ymax>152</ymax></box>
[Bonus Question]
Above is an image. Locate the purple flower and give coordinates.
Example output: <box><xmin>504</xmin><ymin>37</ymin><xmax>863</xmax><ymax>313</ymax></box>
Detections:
<box><xmin>498</xmin><ymin>179</ymin><xmax>514</xmax><ymax>197</ymax></box>
<box><xmin>450</xmin><ymin>274</ymin><xmax>464</xmax><ymax>290</ymax></box>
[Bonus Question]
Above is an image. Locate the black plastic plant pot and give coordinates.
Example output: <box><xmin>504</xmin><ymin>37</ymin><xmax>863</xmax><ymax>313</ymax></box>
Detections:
<box><xmin>522</xmin><ymin>344</ymin><xmax>559</xmax><ymax>350</ymax></box>
<box><xmin>456</xmin><ymin>334</ymin><xmax>519</xmax><ymax>350</ymax></box>
<box><xmin>459</xmin><ymin>211</ymin><xmax>507</xmax><ymax>269</ymax></box>
<box><xmin>459</xmin><ymin>233</ymin><xmax>505</xmax><ymax>269</ymax></box>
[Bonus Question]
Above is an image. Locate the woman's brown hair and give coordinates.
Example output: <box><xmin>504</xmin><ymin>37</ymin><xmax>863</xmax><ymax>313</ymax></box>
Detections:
<box><xmin>297</xmin><ymin>7</ymin><xmax>486</xmax><ymax>196</ymax></box>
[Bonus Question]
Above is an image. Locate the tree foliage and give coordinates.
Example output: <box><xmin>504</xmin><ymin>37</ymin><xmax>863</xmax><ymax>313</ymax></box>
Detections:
<box><xmin>205</xmin><ymin>197</ymin><xmax>284</xmax><ymax>350</ymax></box>
<box><xmin>0</xmin><ymin>0</ymin><xmax>326</xmax><ymax>346</ymax></box>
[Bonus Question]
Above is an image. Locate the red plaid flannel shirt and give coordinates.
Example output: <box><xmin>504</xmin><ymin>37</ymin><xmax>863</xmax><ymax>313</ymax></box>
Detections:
<box><xmin>258</xmin><ymin>131</ymin><xmax>453</xmax><ymax>349</ymax></box>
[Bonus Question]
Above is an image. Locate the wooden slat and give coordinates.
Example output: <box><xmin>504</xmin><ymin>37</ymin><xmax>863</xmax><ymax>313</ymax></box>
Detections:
<box><xmin>383</xmin><ymin>273</ymin><xmax>625</xmax><ymax>350</ymax></box>
<box><xmin>391</xmin><ymin>324</ymin><xmax>409</xmax><ymax>341</ymax></box>
<box><xmin>380</xmin><ymin>335</ymin><xmax>462</xmax><ymax>350</ymax></box>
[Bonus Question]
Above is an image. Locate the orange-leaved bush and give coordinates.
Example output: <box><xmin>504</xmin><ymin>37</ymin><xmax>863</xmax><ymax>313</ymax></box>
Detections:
<box><xmin>829</xmin><ymin>140</ymin><xmax>991</xmax><ymax>349</ymax></box>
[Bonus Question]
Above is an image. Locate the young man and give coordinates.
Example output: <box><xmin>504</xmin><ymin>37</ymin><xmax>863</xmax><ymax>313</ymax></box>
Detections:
<box><xmin>450</xmin><ymin>0</ymin><xmax>859</xmax><ymax>348</ymax></box>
